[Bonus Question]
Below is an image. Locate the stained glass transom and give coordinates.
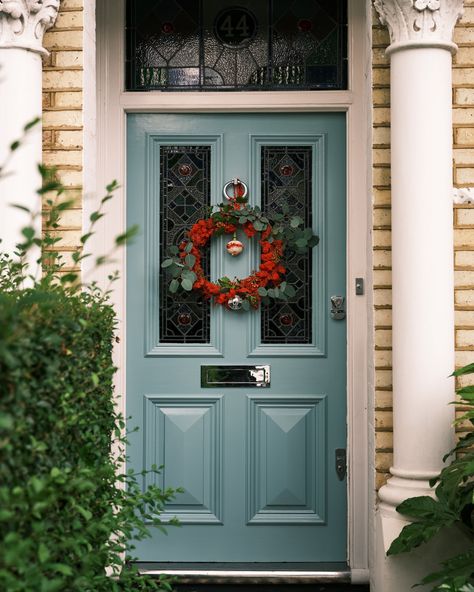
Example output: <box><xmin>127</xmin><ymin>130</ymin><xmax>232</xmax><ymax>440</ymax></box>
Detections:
<box><xmin>159</xmin><ymin>146</ymin><xmax>211</xmax><ymax>343</ymax></box>
<box><xmin>261</xmin><ymin>146</ymin><xmax>313</xmax><ymax>344</ymax></box>
<box><xmin>126</xmin><ymin>0</ymin><xmax>347</xmax><ymax>91</ymax></box>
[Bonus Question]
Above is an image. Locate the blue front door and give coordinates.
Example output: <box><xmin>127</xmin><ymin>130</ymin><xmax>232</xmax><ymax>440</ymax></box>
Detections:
<box><xmin>127</xmin><ymin>112</ymin><xmax>347</xmax><ymax>562</ymax></box>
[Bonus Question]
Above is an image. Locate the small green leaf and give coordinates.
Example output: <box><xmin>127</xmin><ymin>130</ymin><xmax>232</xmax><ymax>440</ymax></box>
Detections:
<box><xmin>295</xmin><ymin>238</ymin><xmax>307</xmax><ymax>248</ymax></box>
<box><xmin>185</xmin><ymin>241</ymin><xmax>194</xmax><ymax>253</ymax></box>
<box><xmin>258</xmin><ymin>287</ymin><xmax>267</xmax><ymax>297</ymax></box>
<box><xmin>290</xmin><ymin>216</ymin><xmax>303</xmax><ymax>228</ymax></box>
<box><xmin>169</xmin><ymin>279</ymin><xmax>179</xmax><ymax>293</ymax></box>
<box><xmin>161</xmin><ymin>259</ymin><xmax>174</xmax><ymax>268</ymax></box>
<box><xmin>21</xmin><ymin>227</ymin><xmax>35</xmax><ymax>240</ymax></box>
<box><xmin>253</xmin><ymin>221</ymin><xmax>264</xmax><ymax>232</ymax></box>
<box><xmin>24</xmin><ymin>117</ymin><xmax>41</xmax><ymax>131</ymax></box>
<box><xmin>185</xmin><ymin>254</ymin><xmax>196</xmax><ymax>267</ymax></box>
<box><xmin>169</xmin><ymin>246</ymin><xmax>179</xmax><ymax>255</ymax></box>
<box><xmin>89</xmin><ymin>211</ymin><xmax>104</xmax><ymax>223</ymax></box>
<box><xmin>10</xmin><ymin>140</ymin><xmax>20</xmax><ymax>151</ymax></box>
<box><xmin>241</xmin><ymin>299</ymin><xmax>250</xmax><ymax>311</ymax></box>
<box><xmin>38</xmin><ymin>543</ymin><xmax>50</xmax><ymax>564</ymax></box>
<box><xmin>285</xmin><ymin>284</ymin><xmax>296</xmax><ymax>297</ymax></box>
<box><xmin>182</xmin><ymin>278</ymin><xmax>194</xmax><ymax>291</ymax></box>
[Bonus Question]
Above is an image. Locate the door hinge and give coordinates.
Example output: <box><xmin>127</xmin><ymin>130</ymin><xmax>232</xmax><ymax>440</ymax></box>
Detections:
<box><xmin>335</xmin><ymin>448</ymin><xmax>347</xmax><ymax>481</ymax></box>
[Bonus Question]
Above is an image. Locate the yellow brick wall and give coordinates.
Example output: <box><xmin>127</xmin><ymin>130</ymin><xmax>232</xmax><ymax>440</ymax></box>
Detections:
<box><xmin>372</xmin><ymin>3</ymin><xmax>474</xmax><ymax>490</ymax></box>
<box><xmin>42</xmin><ymin>0</ymin><xmax>83</xmax><ymax>275</ymax></box>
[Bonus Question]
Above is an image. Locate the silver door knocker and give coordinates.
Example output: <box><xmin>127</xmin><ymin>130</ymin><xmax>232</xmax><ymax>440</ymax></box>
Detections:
<box><xmin>222</xmin><ymin>178</ymin><xmax>248</xmax><ymax>201</ymax></box>
<box><xmin>330</xmin><ymin>296</ymin><xmax>346</xmax><ymax>320</ymax></box>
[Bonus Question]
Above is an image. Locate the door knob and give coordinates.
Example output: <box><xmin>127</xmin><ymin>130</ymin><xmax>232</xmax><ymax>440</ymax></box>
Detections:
<box><xmin>330</xmin><ymin>296</ymin><xmax>346</xmax><ymax>320</ymax></box>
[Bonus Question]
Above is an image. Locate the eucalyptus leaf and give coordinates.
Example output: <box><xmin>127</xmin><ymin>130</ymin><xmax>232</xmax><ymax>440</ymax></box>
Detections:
<box><xmin>241</xmin><ymin>299</ymin><xmax>250</xmax><ymax>311</ymax></box>
<box><xmin>258</xmin><ymin>287</ymin><xmax>267</xmax><ymax>296</ymax></box>
<box><xmin>182</xmin><ymin>278</ymin><xmax>194</xmax><ymax>291</ymax></box>
<box><xmin>161</xmin><ymin>259</ymin><xmax>174</xmax><ymax>268</ymax></box>
<box><xmin>169</xmin><ymin>279</ymin><xmax>180</xmax><ymax>293</ymax></box>
<box><xmin>185</xmin><ymin>241</ymin><xmax>193</xmax><ymax>253</ymax></box>
<box><xmin>185</xmin><ymin>254</ymin><xmax>196</xmax><ymax>267</ymax></box>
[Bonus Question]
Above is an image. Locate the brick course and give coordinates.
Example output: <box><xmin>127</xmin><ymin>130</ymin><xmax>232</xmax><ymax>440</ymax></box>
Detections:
<box><xmin>42</xmin><ymin>0</ymin><xmax>83</xmax><ymax>275</ymax></box>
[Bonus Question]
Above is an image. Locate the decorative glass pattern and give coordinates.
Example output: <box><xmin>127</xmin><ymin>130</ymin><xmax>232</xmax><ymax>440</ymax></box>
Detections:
<box><xmin>126</xmin><ymin>0</ymin><xmax>347</xmax><ymax>91</ymax></box>
<box><xmin>159</xmin><ymin>146</ymin><xmax>211</xmax><ymax>343</ymax></box>
<box><xmin>261</xmin><ymin>146</ymin><xmax>313</xmax><ymax>344</ymax></box>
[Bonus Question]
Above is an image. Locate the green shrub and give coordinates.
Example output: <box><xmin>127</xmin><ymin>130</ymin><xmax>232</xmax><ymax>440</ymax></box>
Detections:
<box><xmin>0</xmin><ymin>286</ymin><xmax>176</xmax><ymax>591</ymax></box>
<box><xmin>0</xmin><ymin>125</ymin><xmax>177</xmax><ymax>591</ymax></box>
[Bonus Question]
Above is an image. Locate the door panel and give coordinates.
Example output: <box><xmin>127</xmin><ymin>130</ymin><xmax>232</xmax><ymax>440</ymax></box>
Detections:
<box><xmin>127</xmin><ymin>113</ymin><xmax>346</xmax><ymax>562</ymax></box>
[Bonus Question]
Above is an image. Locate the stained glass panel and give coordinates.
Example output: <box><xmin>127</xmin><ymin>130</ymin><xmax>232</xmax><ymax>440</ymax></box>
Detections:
<box><xmin>261</xmin><ymin>146</ymin><xmax>313</xmax><ymax>344</ymax></box>
<box><xmin>159</xmin><ymin>146</ymin><xmax>211</xmax><ymax>343</ymax></box>
<box><xmin>126</xmin><ymin>0</ymin><xmax>347</xmax><ymax>91</ymax></box>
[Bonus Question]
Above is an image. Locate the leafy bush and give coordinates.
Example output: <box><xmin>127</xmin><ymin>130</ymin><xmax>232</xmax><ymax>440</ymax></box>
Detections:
<box><xmin>0</xmin><ymin>125</ymin><xmax>177</xmax><ymax>591</ymax></box>
<box><xmin>387</xmin><ymin>363</ymin><xmax>474</xmax><ymax>591</ymax></box>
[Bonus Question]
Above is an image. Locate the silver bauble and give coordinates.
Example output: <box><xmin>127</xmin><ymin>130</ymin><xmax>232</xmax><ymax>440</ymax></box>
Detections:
<box><xmin>228</xmin><ymin>295</ymin><xmax>243</xmax><ymax>310</ymax></box>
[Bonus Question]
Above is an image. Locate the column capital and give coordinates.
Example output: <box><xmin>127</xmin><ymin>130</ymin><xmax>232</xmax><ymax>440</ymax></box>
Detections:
<box><xmin>0</xmin><ymin>0</ymin><xmax>60</xmax><ymax>55</ymax></box>
<box><xmin>374</xmin><ymin>0</ymin><xmax>464</xmax><ymax>55</ymax></box>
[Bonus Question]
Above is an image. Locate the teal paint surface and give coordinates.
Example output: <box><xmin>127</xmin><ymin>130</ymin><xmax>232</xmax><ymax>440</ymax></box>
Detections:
<box><xmin>127</xmin><ymin>113</ymin><xmax>347</xmax><ymax>562</ymax></box>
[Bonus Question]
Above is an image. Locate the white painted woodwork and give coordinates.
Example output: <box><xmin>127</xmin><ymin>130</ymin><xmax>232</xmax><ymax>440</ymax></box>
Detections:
<box><xmin>373</xmin><ymin>1</ymin><xmax>463</xmax><ymax>590</ymax></box>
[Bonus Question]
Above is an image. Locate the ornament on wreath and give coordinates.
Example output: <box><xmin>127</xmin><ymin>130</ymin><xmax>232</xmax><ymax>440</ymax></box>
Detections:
<box><xmin>161</xmin><ymin>177</ymin><xmax>319</xmax><ymax>311</ymax></box>
<box><xmin>226</xmin><ymin>234</ymin><xmax>244</xmax><ymax>256</ymax></box>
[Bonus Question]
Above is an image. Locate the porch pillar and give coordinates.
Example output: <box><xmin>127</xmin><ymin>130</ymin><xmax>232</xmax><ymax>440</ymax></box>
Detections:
<box><xmin>373</xmin><ymin>1</ymin><xmax>464</xmax><ymax>590</ymax></box>
<box><xmin>0</xmin><ymin>2</ymin><xmax>60</xmax><ymax>270</ymax></box>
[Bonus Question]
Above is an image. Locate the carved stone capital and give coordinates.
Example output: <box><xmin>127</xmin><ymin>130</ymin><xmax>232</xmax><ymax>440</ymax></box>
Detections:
<box><xmin>0</xmin><ymin>0</ymin><xmax>60</xmax><ymax>54</ymax></box>
<box><xmin>374</xmin><ymin>0</ymin><xmax>464</xmax><ymax>54</ymax></box>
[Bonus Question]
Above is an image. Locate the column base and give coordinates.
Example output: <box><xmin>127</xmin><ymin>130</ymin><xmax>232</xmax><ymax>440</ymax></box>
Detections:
<box><xmin>372</xmin><ymin>475</ymin><xmax>470</xmax><ymax>592</ymax></box>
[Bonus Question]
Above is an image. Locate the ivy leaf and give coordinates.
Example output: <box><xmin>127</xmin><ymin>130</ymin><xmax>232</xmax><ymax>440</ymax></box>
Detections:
<box><xmin>182</xmin><ymin>278</ymin><xmax>194</xmax><ymax>291</ymax></box>
<box><xmin>169</xmin><ymin>279</ymin><xmax>179</xmax><ymax>293</ymax></box>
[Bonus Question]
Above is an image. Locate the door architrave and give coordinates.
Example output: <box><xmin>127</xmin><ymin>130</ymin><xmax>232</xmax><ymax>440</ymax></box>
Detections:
<box><xmin>89</xmin><ymin>0</ymin><xmax>372</xmax><ymax>582</ymax></box>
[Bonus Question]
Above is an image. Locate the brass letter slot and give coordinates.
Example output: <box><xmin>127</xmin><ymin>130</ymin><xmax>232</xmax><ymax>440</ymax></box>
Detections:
<box><xmin>201</xmin><ymin>365</ymin><xmax>271</xmax><ymax>388</ymax></box>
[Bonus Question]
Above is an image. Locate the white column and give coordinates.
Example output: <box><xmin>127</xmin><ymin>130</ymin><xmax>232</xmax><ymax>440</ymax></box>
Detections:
<box><xmin>0</xmin><ymin>1</ymin><xmax>60</xmax><ymax>270</ymax></box>
<box><xmin>373</xmin><ymin>1</ymin><xmax>464</xmax><ymax>590</ymax></box>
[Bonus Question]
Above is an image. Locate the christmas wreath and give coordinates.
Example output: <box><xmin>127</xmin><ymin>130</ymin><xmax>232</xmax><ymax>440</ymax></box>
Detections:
<box><xmin>161</xmin><ymin>193</ymin><xmax>319</xmax><ymax>311</ymax></box>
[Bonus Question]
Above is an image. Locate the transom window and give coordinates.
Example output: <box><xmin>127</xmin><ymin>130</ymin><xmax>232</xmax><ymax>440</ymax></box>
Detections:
<box><xmin>125</xmin><ymin>0</ymin><xmax>348</xmax><ymax>92</ymax></box>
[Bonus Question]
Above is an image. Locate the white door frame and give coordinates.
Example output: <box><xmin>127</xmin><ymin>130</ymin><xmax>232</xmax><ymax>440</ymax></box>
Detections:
<box><xmin>87</xmin><ymin>0</ymin><xmax>372</xmax><ymax>582</ymax></box>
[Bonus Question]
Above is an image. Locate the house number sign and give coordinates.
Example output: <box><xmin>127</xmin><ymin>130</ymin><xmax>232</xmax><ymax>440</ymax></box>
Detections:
<box><xmin>214</xmin><ymin>7</ymin><xmax>258</xmax><ymax>48</ymax></box>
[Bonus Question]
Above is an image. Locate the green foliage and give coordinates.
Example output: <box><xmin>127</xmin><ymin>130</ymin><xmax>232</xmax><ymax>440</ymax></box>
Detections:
<box><xmin>387</xmin><ymin>363</ymin><xmax>474</xmax><ymax>591</ymax></box>
<box><xmin>0</xmin><ymin>121</ymin><xmax>177</xmax><ymax>590</ymax></box>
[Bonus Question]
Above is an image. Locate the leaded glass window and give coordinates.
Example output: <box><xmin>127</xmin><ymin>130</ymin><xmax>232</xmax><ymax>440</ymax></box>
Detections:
<box><xmin>159</xmin><ymin>146</ymin><xmax>211</xmax><ymax>343</ymax></box>
<box><xmin>261</xmin><ymin>145</ymin><xmax>313</xmax><ymax>344</ymax></box>
<box><xmin>126</xmin><ymin>1</ymin><xmax>347</xmax><ymax>91</ymax></box>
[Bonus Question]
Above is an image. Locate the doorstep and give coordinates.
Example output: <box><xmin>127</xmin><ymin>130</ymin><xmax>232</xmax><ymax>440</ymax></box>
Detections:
<box><xmin>135</xmin><ymin>563</ymin><xmax>358</xmax><ymax>585</ymax></box>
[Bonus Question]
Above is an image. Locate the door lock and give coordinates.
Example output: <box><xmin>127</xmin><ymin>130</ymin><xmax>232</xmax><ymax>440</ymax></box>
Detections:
<box><xmin>330</xmin><ymin>296</ymin><xmax>346</xmax><ymax>320</ymax></box>
<box><xmin>335</xmin><ymin>449</ymin><xmax>347</xmax><ymax>481</ymax></box>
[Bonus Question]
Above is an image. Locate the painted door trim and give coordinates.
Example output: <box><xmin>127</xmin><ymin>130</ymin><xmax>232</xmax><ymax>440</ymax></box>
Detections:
<box><xmin>88</xmin><ymin>0</ymin><xmax>372</xmax><ymax>582</ymax></box>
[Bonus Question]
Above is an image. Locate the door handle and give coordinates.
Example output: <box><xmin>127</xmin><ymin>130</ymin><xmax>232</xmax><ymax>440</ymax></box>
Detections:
<box><xmin>330</xmin><ymin>296</ymin><xmax>346</xmax><ymax>320</ymax></box>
